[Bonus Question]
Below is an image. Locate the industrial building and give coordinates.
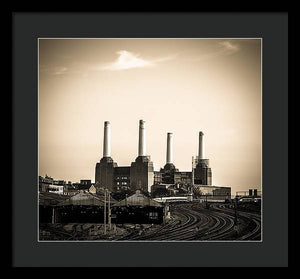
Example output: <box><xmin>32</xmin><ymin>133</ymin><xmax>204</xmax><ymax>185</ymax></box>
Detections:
<box><xmin>39</xmin><ymin>190</ymin><xmax>117</xmax><ymax>224</ymax></box>
<box><xmin>54</xmin><ymin>191</ymin><xmax>116</xmax><ymax>223</ymax></box>
<box><xmin>111</xmin><ymin>190</ymin><xmax>164</xmax><ymax>224</ymax></box>
<box><xmin>95</xmin><ymin>120</ymin><xmax>154</xmax><ymax>193</ymax></box>
<box><xmin>95</xmin><ymin>120</ymin><xmax>229</xmax><ymax>196</ymax></box>
<box><xmin>39</xmin><ymin>189</ymin><xmax>164</xmax><ymax>224</ymax></box>
<box><xmin>39</xmin><ymin>192</ymin><xmax>69</xmax><ymax>223</ymax></box>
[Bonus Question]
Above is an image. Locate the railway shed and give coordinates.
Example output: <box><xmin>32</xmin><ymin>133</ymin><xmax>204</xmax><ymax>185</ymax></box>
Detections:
<box><xmin>54</xmin><ymin>191</ymin><xmax>117</xmax><ymax>223</ymax></box>
<box><xmin>111</xmin><ymin>190</ymin><xmax>164</xmax><ymax>224</ymax></box>
<box><xmin>39</xmin><ymin>190</ymin><xmax>117</xmax><ymax>223</ymax></box>
<box><xmin>39</xmin><ymin>192</ymin><xmax>69</xmax><ymax>223</ymax></box>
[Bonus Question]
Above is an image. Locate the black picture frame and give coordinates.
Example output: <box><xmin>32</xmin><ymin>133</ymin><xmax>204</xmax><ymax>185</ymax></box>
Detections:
<box><xmin>12</xmin><ymin>12</ymin><xmax>291</xmax><ymax>267</ymax></box>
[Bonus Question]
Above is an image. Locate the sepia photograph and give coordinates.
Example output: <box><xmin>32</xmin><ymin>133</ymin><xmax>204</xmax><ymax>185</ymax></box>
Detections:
<box><xmin>38</xmin><ymin>38</ymin><xmax>262</xmax><ymax>241</ymax></box>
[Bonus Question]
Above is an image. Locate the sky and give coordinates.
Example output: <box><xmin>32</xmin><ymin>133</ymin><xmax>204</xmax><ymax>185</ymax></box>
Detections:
<box><xmin>39</xmin><ymin>38</ymin><xmax>262</xmax><ymax>194</ymax></box>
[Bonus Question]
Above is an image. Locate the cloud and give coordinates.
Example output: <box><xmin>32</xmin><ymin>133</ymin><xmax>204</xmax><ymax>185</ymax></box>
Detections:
<box><xmin>40</xmin><ymin>64</ymin><xmax>88</xmax><ymax>78</ymax></box>
<box><xmin>218</xmin><ymin>41</ymin><xmax>240</xmax><ymax>54</ymax></box>
<box><xmin>39</xmin><ymin>50</ymin><xmax>177</xmax><ymax>76</ymax></box>
<box><xmin>39</xmin><ymin>65</ymin><xmax>69</xmax><ymax>76</ymax></box>
<box><xmin>193</xmin><ymin>40</ymin><xmax>240</xmax><ymax>61</ymax></box>
<box><xmin>100</xmin><ymin>50</ymin><xmax>176</xmax><ymax>71</ymax></box>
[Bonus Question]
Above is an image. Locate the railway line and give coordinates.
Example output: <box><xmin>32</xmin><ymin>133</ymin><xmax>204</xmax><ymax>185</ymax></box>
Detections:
<box><xmin>209</xmin><ymin>204</ymin><xmax>261</xmax><ymax>240</ymax></box>
<box><xmin>39</xmin><ymin>201</ymin><xmax>261</xmax><ymax>241</ymax></box>
<box><xmin>129</xmin><ymin>202</ymin><xmax>261</xmax><ymax>241</ymax></box>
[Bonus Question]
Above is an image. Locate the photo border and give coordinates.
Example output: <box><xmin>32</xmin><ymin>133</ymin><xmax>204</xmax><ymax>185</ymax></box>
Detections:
<box><xmin>12</xmin><ymin>12</ymin><xmax>288</xmax><ymax>267</ymax></box>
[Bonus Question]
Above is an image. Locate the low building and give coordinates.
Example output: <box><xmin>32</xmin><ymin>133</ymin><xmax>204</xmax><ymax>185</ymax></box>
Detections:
<box><xmin>39</xmin><ymin>192</ymin><xmax>69</xmax><ymax>223</ymax></box>
<box><xmin>48</xmin><ymin>184</ymin><xmax>64</xmax><ymax>195</ymax></box>
<box><xmin>53</xmin><ymin>180</ymin><xmax>66</xmax><ymax>186</ymax></box>
<box><xmin>151</xmin><ymin>184</ymin><xmax>170</xmax><ymax>197</ymax></box>
<box><xmin>236</xmin><ymin>189</ymin><xmax>262</xmax><ymax>198</ymax></box>
<box><xmin>112</xmin><ymin>190</ymin><xmax>164</xmax><ymax>224</ymax></box>
<box><xmin>193</xmin><ymin>185</ymin><xmax>231</xmax><ymax>202</ymax></box>
<box><xmin>72</xmin><ymin>181</ymin><xmax>91</xmax><ymax>191</ymax></box>
<box><xmin>80</xmin><ymin>179</ymin><xmax>92</xmax><ymax>187</ymax></box>
<box><xmin>53</xmin><ymin>190</ymin><xmax>117</xmax><ymax>223</ymax></box>
<box><xmin>54</xmin><ymin>191</ymin><xmax>106</xmax><ymax>223</ymax></box>
<box><xmin>39</xmin><ymin>175</ymin><xmax>54</xmax><ymax>192</ymax></box>
<box><xmin>39</xmin><ymin>175</ymin><xmax>69</xmax><ymax>193</ymax></box>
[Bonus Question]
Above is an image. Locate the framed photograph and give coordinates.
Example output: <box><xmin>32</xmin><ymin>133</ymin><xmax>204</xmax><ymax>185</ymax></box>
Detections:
<box><xmin>12</xmin><ymin>12</ymin><xmax>289</xmax><ymax>267</ymax></box>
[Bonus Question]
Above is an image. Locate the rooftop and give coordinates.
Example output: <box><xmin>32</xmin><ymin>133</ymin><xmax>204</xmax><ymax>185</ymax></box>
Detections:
<box><xmin>39</xmin><ymin>192</ymin><xmax>69</xmax><ymax>206</ymax></box>
<box><xmin>55</xmin><ymin>190</ymin><xmax>117</xmax><ymax>207</ymax></box>
<box><xmin>112</xmin><ymin>190</ymin><xmax>162</xmax><ymax>207</ymax></box>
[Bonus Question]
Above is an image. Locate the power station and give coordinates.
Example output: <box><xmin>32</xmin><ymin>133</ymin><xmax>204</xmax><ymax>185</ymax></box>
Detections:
<box><xmin>39</xmin><ymin>119</ymin><xmax>260</xmax><ymax>241</ymax></box>
<box><xmin>94</xmin><ymin>120</ymin><xmax>224</xmax><ymax>195</ymax></box>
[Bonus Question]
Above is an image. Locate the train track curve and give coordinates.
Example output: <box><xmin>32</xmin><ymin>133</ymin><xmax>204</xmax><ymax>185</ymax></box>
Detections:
<box><xmin>129</xmin><ymin>202</ymin><xmax>261</xmax><ymax>241</ymax></box>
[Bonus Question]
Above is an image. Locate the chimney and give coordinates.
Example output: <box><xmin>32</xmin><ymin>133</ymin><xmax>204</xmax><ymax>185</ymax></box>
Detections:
<box><xmin>138</xmin><ymin>120</ymin><xmax>146</xmax><ymax>156</ymax></box>
<box><xmin>103</xmin><ymin>121</ymin><xmax>111</xmax><ymax>157</ymax></box>
<box><xmin>198</xmin><ymin>131</ymin><xmax>205</xmax><ymax>159</ymax></box>
<box><xmin>166</xmin><ymin>133</ymin><xmax>173</xmax><ymax>164</ymax></box>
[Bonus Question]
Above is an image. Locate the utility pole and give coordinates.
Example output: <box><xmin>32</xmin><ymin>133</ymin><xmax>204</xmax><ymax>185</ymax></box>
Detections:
<box><xmin>104</xmin><ymin>188</ymin><xmax>107</xmax><ymax>235</ymax></box>
<box><xmin>192</xmin><ymin>156</ymin><xmax>194</xmax><ymax>186</ymax></box>
<box><xmin>233</xmin><ymin>196</ymin><xmax>239</xmax><ymax>236</ymax></box>
<box><xmin>108</xmin><ymin>189</ymin><xmax>111</xmax><ymax>230</ymax></box>
<box><xmin>51</xmin><ymin>207</ymin><xmax>55</xmax><ymax>224</ymax></box>
<box><xmin>234</xmin><ymin>196</ymin><xmax>238</xmax><ymax>225</ymax></box>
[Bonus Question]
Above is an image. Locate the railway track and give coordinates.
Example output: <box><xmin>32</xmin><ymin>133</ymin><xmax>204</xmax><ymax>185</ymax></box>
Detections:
<box><xmin>130</xmin><ymin>202</ymin><xmax>261</xmax><ymax>241</ymax></box>
<box><xmin>39</xmin><ymin>202</ymin><xmax>261</xmax><ymax>241</ymax></box>
<box><xmin>209</xmin><ymin>204</ymin><xmax>261</xmax><ymax>240</ymax></box>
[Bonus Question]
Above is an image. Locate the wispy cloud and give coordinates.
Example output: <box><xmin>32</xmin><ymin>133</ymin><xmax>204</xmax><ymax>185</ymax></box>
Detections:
<box><xmin>218</xmin><ymin>41</ymin><xmax>240</xmax><ymax>54</ymax></box>
<box><xmin>40</xmin><ymin>64</ymin><xmax>86</xmax><ymax>77</ymax></box>
<box><xmin>40</xmin><ymin>42</ymin><xmax>239</xmax><ymax>77</ymax></box>
<box><xmin>40</xmin><ymin>50</ymin><xmax>176</xmax><ymax>77</ymax></box>
<box><xmin>100</xmin><ymin>50</ymin><xmax>176</xmax><ymax>71</ymax></box>
<box><xmin>193</xmin><ymin>40</ymin><xmax>240</xmax><ymax>61</ymax></box>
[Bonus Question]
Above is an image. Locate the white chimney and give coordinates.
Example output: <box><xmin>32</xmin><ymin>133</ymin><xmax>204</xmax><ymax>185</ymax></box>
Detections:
<box><xmin>198</xmin><ymin>131</ymin><xmax>205</xmax><ymax>159</ymax></box>
<box><xmin>138</xmin><ymin>120</ymin><xmax>146</xmax><ymax>156</ymax></box>
<box><xmin>103</xmin><ymin>121</ymin><xmax>111</xmax><ymax>157</ymax></box>
<box><xmin>166</xmin><ymin>133</ymin><xmax>173</xmax><ymax>164</ymax></box>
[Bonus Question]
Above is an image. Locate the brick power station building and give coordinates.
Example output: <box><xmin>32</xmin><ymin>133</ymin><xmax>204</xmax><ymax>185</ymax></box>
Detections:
<box><xmin>95</xmin><ymin>120</ymin><xmax>154</xmax><ymax>193</ymax></box>
<box><xmin>94</xmin><ymin>120</ymin><xmax>224</xmax><ymax>195</ymax></box>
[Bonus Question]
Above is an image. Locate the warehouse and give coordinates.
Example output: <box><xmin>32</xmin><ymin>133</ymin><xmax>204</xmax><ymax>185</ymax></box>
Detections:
<box><xmin>39</xmin><ymin>190</ymin><xmax>117</xmax><ymax>224</ymax></box>
<box><xmin>39</xmin><ymin>192</ymin><xmax>69</xmax><ymax>223</ymax></box>
<box><xmin>111</xmin><ymin>190</ymin><xmax>164</xmax><ymax>224</ymax></box>
<box><xmin>54</xmin><ymin>191</ymin><xmax>117</xmax><ymax>223</ymax></box>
